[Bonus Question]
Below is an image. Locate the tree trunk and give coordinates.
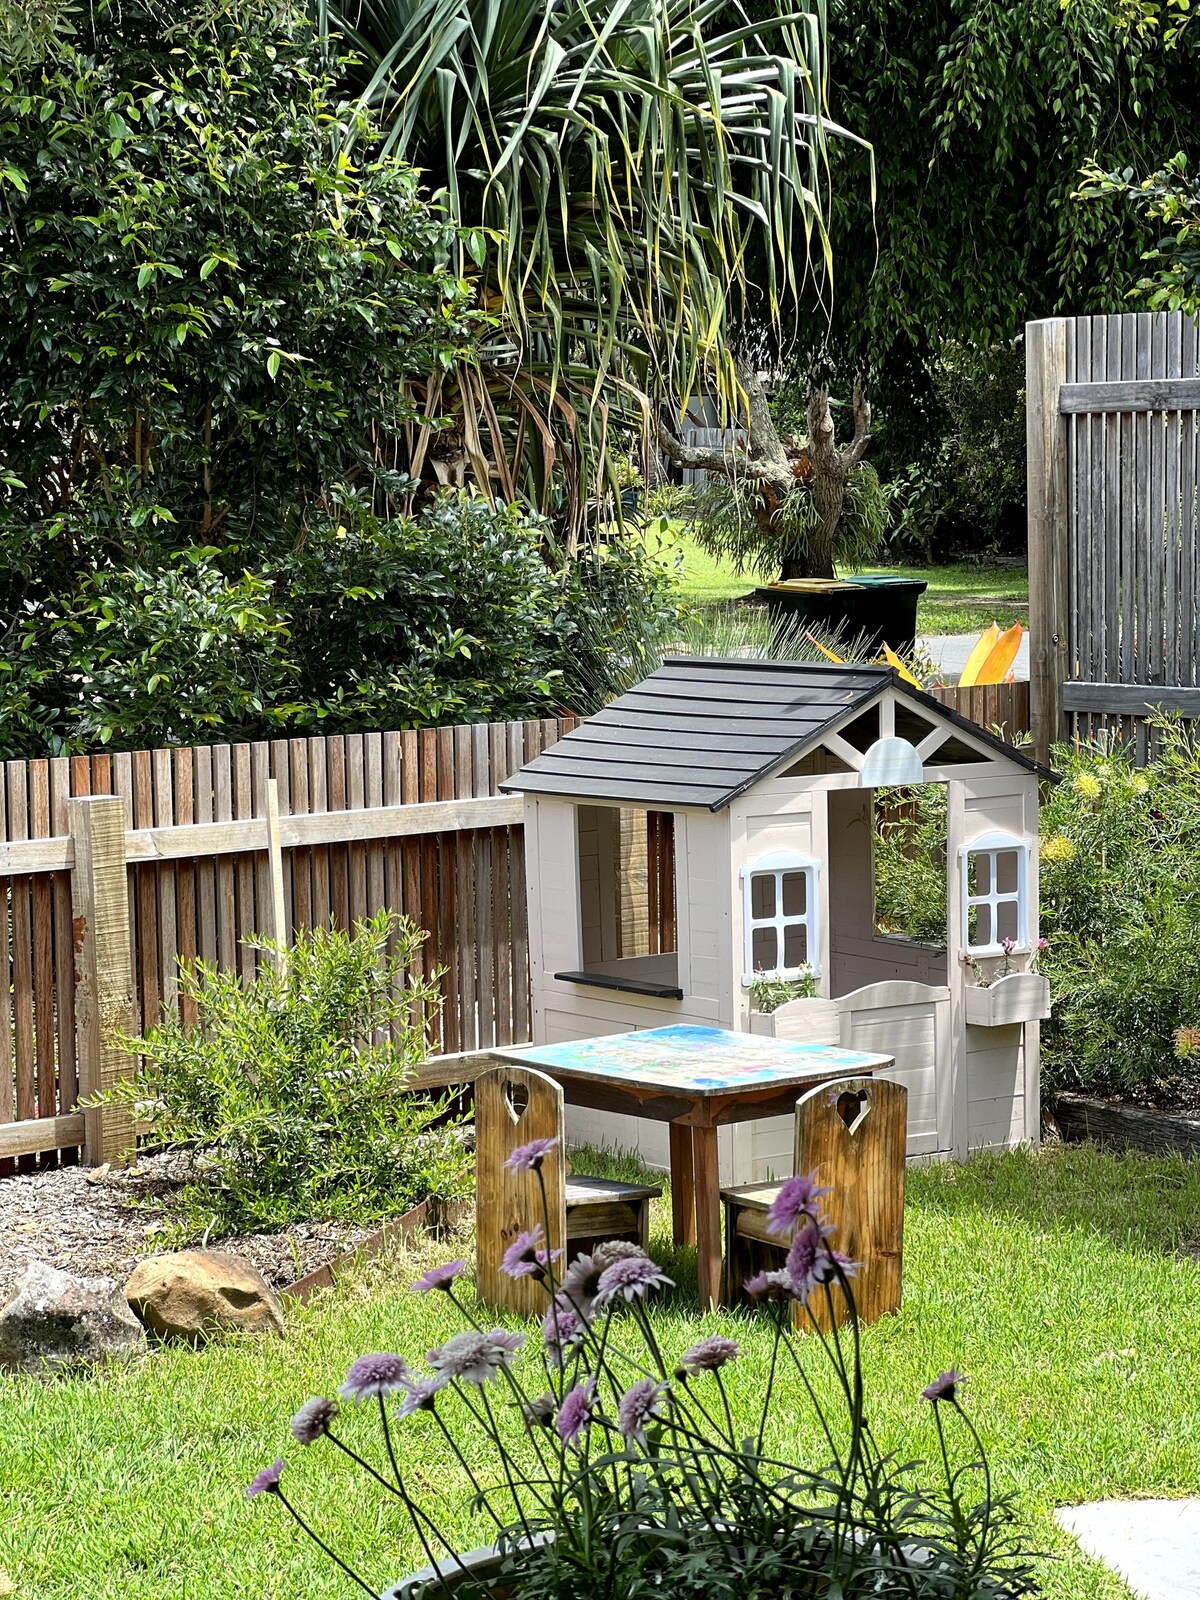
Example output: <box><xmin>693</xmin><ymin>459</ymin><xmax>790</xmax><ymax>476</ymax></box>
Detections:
<box><xmin>658</xmin><ymin>367</ymin><xmax>870</xmax><ymax>583</ymax></box>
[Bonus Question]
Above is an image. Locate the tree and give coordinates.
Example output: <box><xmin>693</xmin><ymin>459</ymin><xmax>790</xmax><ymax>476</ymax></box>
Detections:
<box><xmin>315</xmin><ymin>0</ymin><xmax>869</xmax><ymax>537</ymax></box>
<box><xmin>0</xmin><ymin>0</ymin><xmax>473</xmax><ymax>563</ymax></box>
<box><xmin>659</xmin><ymin>365</ymin><xmax>882</xmax><ymax>580</ymax></box>
<box><xmin>803</xmin><ymin>0</ymin><xmax>1200</xmax><ymax>419</ymax></box>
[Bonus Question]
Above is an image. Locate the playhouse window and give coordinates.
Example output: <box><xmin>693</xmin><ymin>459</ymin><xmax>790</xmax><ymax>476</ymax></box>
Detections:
<box><xmin>742</xmin><ymin>853</ymin><xmax>818</xmax><ymax>984</ymax></box>
<box><xmin>960</xmin><ymin>832</ymin><xmax>1029</xmax><ymax>955</ymax></box>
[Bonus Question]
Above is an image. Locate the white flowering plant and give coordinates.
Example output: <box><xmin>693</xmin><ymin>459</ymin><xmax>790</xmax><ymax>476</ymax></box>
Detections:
<box><xmin>247</xmin><ymin>1141</ymin><xmax>1036</xmax><ymax>1598</ymax></box>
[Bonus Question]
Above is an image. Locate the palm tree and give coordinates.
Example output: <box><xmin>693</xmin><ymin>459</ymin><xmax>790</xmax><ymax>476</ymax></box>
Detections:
<box><xmin>316</xmin><ymin>0</ymin><xmax>869</xmax><ymax>539</ymax></box>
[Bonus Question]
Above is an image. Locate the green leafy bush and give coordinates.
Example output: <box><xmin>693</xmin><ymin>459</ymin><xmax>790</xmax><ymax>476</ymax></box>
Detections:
<box><xmin>873</xmin><ymin>787</ymin><xmax>949</xmax><ymax>945</ymax></box>
<box><xmin>1039</xmin><ymin>724</ymin><xmax>1200</xmax><ymax>1101</ymax></box>
<box><xmin>109</xmin><ymin>912</ymin><xmax>471</xmax><ymax>1238</ymax></box>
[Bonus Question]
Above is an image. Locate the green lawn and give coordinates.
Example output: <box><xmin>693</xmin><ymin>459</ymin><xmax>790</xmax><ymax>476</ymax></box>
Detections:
<box><xmin>648</xmin><ymin>523</ymin><xmax>1029</xmax><ymax>636</ymax></box>
<box><xmin>3</xmin><ymin>1144</ymin><xmax>1198</xmax><ymax>1599</ymax></box>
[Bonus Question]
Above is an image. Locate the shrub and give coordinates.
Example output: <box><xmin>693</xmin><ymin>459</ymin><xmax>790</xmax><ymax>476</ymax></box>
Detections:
<box><xmin>1039</xmin><ymin>722</ymin><xmax>1200</xmax><ymax>1101</ymax></box>
<box><xmin>108</xmin><ymin>911</ymin><xmax>471</xmax><ymax>1238</ymax></box>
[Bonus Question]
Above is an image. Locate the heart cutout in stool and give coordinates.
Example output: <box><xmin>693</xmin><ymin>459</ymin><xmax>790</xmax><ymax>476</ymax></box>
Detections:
<box><xmin>836</xmin><ymin>1088</ymin><xmax>871</xmax><ymax>1137</ymax></box>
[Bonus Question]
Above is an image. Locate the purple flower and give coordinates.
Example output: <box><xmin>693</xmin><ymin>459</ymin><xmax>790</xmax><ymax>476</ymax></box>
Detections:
<box><xmin>592</xmin><ymin>1240</ymin><xmax>646</xmax><ymax>1272</ymax></box>
<box><xmin>339</xmin><ymin>1353</ymin><xmax>409</xmax><ymax>1402</ymax></box>
<box><xmin>594</xmin><ymin>1254</ymin><xmax>673</xmax><ymax>1307</ymax></box>
<box><xmin>520</xmin><ymin>1393</ymin><xmax>557</xmax><ymax>1429</ymax></box>
<box><xmin>765</xmin><ymin>1170</ymin><xmax>830</xmax><ymax>1239</ymax></box>
<box><xmin>504</xmin><ymin>1137</ymin><xmax>559</xmax><ymax>1174</ymax></box>
<box><xmin>397</xmin><ymin>1375</ymin><xmax>446</xmax><ymax>1417</ymax></box>
<box><xmin>290</xmin><ymin>1397</ymin><xmax>338</xmax><ymax>1446</ymax></box>
<box><xmin>543</xmin><ymin>1298</ymin><xmax>587</xmax><ymax>1365</ymax></box>
<box><xmin>245</xmin><ymin>1458</ymin><xmax>285</xmax><ymax>1498</ymax></box>
<box><xmin>1001</xmin><ymin>936</ymin><xmax>1015</xmax><ymax>954</ymax></box>
<box><xmin>412</xmin><ymin>1260</ymin><xmax>466</xmax><ymax>1294</ymax></box>
<box><xmin>616</xmin><ymin>1379</ymin><xmax>668</xmax><ymax>1444</ymax></box>
<box><xmin>560</xmin><ymin>1253</ymin><xmax>603</xmax><ymax>1308</ymax></box>
<box><xmin>743</xmin><ymin>1269</ymin><xmax>795</xmax><ymax>1302</ymax></box>
<box><xmin>784</xmin><ymin>1219</ymin><xmax>849</xmax><ymax>1301</ymax></box>
<box><xmin>555</xmin><ymin>1381</ymin><xmax>596</xmax><ymax>1447</ymax></box>
<box><xmin>500</xmin><ymin>1225</ymin><xmax>562</xmax><ymax>1280</ymax></box>
<box><xmin>677</xmin><ymin>1336</ymin><xmax>739</xmax><ymax>1377</ymax></box>
<box><xmin>1037</xmin><ymin>937</ymin><xmax>1050</xmax><ymax>952</ymax></box>
<box><xmin>921</xmin><ymin>1370</ymin><xmax>966</xmax><ymax>1405</ymax></box>
<box><xmin>427</xmin><ymin>1328</ymin><xmax>525</xmax><ymax>1384</ymax></box>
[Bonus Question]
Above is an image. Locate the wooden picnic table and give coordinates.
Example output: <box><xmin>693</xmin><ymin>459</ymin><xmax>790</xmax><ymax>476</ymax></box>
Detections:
<box><xmin>492</xmin><ymin>1024</ymin><xmax>894</xmax><ymax>1310</ymax></box>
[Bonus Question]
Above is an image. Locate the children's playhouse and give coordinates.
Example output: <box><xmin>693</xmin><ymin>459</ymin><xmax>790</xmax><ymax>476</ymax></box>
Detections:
<box><xmin>501</xmin><ymin>658</ymin><xmax>1052</xmax><ymax>1184</ymax></box>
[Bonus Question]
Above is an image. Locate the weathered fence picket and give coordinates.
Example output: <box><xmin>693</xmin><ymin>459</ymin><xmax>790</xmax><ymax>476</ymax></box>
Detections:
<box><xmin>1028</xmin><ymin>311</ymin><xmax>1200</xmax><ymax>758</ymax></box>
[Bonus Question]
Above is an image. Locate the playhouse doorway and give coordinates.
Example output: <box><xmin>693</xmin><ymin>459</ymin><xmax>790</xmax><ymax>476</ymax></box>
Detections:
<box><xmin>826</xmin><ymin>785</ymin><xmax>949</xmax><ymax>999</ymax></box>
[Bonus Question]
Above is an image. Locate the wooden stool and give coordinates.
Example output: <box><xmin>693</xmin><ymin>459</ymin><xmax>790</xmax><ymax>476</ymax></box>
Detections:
<box><xmin>476</xmin><ymin>1064</ymin><xmax>662</xmax><ymax>1315</ymax></box>
<box><xmin>721</xmin><ymin>1076</ymin><xmax>906</xmax><ymax>1330</ymax></box>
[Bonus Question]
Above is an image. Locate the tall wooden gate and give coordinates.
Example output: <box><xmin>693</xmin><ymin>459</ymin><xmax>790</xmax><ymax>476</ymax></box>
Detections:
<box><xmin>1027</xmin><ymin>312</ymin><xmax>1200</xmax><ymax>759</ymax></box>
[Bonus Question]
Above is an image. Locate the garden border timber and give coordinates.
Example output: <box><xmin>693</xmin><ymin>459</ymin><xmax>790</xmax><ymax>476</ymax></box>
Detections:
<box><xmin>0</xmin><ymin>690</ymin><xmax>1029</xmax><ymax>1169</ymax></box>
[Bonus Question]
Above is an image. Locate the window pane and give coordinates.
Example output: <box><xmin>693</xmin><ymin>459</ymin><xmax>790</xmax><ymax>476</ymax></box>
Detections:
<box><xmin>967</xmin><ymin>902</ymin><xmax>992</xmax><ymax>948</ymax></box>
<box><xmin>781</xmin><ymin>871</ymin><xmax>807</xmax><ymax>917</ymax></box>
<box><xmin>751</xmin><ymin>926</ymin><xmax>778</xmax><ymax>972</ymax></box>
<box><xmin>750</xmin><ymin>873</ymin><xmax>776</xmax><ymax>919</ymax></box>
<box><xmin>783</xmin><ymin>923</ymin><xmax>809</xmax><ymax>968</ymax></box>
<box><xmin>967</xmin><ymin>852</ymin><xmax>991</xmax><ymax>896</ymax></box>
<box><xmin>996</xmin><ymin>899</ymin><xmax>1019</xmax><ymax>944</ymax></box>
<box><xmin>995</xmin><ymin>850</ymin><xmax>1019</xmax><ymax>895</ymax></box>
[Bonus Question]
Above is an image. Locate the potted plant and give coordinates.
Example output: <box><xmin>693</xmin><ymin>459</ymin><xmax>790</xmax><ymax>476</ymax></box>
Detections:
<box><xmin>746</xmin><ymin>967</ymin><xmax>834</xmax><ymax>1038</ymax></box>
<box><xmin>962</xmin><ymin>938</ymin><xmax>1052</xmax><ymax>1028</ymax></box>
<box><xmin>246</xmin><ymin>1141</ymin><xmax>1036</xmax><ymax>1598</ymax></box>
<box><xmin>659</xmin><ymin>362</ymin><xmax>926</xmax><ymax>654</ymax></box>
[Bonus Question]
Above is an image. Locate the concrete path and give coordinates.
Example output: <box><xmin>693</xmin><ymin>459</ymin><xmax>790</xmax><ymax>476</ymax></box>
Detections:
<box><xmin>919</xmin><ymin>632</ymin><xmax>1031</xmax><ymax>682</ymax></box>
<box><xmin>1057</xmin><ymin>1500</ymin><xmax>1200</xmax><ymax>1599</ymax></box>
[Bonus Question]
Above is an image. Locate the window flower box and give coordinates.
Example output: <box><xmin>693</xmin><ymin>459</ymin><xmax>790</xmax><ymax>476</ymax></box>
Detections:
<box><xmin>963</xmin><ymin>972</ymin><xmax>1051</xmax><ymax>1028</ymax></box>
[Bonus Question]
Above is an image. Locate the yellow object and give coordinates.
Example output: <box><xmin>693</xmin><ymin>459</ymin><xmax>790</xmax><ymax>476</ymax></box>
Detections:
<box><xmin>882</xmin><ymin>644</ymin><xmax>922</xmax><ymax>687</ymax></box>
<box><xmin>804</xmin><ymin>633</ymin><xmax>847</xmax><ymax>664</ymax></box>
<box><xmin>957</xmin><ymin>623</ymin><xmax>1002</xmax><ymax>688</ymax></box>
<box><xmin>973</xmin><ymin>623</ymin><xmax>1023</xmax><ymax>686</ymax></box>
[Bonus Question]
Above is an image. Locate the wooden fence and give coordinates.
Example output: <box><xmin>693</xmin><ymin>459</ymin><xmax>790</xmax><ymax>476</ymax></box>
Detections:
<box><xmin>1028</xmin><ymin>312</ymin><xmax>1200</xmax><ymax>759</ymax></box>
<box><xmin>0</xmin><ymin>719</ymin><xmax>573</xmax><ymax>1166</ymax></box>
<box><xmin>0</xmin><ymin>683</ymin><xmax>1027</xmax><ymax>1169</ymax></box>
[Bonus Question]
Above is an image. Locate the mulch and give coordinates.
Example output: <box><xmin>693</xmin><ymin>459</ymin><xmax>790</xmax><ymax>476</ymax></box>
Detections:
<box><xmin>0</xmin><ymin>1154</ymin><xmax>379</xmax><ymax>1304</ymax></box>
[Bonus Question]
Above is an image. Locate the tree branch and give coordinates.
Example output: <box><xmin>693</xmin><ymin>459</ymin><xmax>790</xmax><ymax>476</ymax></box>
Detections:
<box><xmin>844</xmin><ymin>386</ymin><xmax>872</xmax><ymax>469</ymax></box>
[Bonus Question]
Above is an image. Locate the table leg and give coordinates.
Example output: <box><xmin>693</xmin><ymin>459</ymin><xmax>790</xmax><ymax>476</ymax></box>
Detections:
<box><xmin>669</xmin><ymin>1121</ymin><xmax>696</xmax><ymax>1246</ymax></box>
<box><xmin>692</xmin><ymin>1123</ymin><xmax>721</xmax><ymax>1313</ymax></box>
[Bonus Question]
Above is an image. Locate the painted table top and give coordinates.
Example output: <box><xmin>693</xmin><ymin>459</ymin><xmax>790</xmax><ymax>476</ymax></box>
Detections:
<box><xmin>497</xmin><ymin>1025</ymin><xmax>890</xmax><ymax>1096</ymax></box>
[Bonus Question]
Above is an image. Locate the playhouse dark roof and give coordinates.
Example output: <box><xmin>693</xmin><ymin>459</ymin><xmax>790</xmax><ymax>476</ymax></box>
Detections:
<box><xmin>501</xmin><ymin>657</ymin><xmax>1044</xmax><ymax>811</ymax></box>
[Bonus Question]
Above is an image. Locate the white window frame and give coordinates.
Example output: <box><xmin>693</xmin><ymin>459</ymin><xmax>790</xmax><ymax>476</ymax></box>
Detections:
<box><xmin>959</xmin><ymin>830</ymin><xmax>1030</xmax><ymax>956</ymax></box>
<box><xmin>740</xmin><ymin>851</ymin><xmax>820</xmax><ymax>985</ymax></box>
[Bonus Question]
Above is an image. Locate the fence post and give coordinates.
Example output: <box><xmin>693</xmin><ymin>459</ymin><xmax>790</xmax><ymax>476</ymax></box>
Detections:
<box><xmin>1027</xmin><ymin>317</ymin><xmax>1071</xmax><ymax>763</ymax></box>
<box><xmin>70</xmin><ymin>795</ymin><xmax>136</xmax><ymax>1166</ymax></box>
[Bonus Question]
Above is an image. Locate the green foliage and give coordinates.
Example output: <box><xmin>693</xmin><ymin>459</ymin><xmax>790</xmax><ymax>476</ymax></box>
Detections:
<box><xmin>317</xmin><ymin>0</ymin><xmax>868</xmax><ymax>525</ymax></box>
<box><xmin>692</xmin><ymin>462</ymin><xmax>888</xmax><ymax>581</ymax></box>
<box><xmin>748</xmin><ymin>968</ymin><xmax>818</xmax><ymax>1011</ymax></box>
<box><xmin>1079</xmin><ymin>152</ymin><xmax>1200</xmax><ymax>314</ymax></box>
<box><xmin>809</xmin><ymin>0</ymin><xmax>1199</xmax><ymax>436</ymax></box>
<box><xmin>0</xmin><ymin>0</ymin><xmax>472</xmax><ymax>543</ymax></box>
<box><xmin>1039</xmin><ymin>724</ymin><xmax>1200</xmax><ymax>1100</ymax></box>
<box><xmin>873</xmin><ymin>787</ymin><xmax>949</xmax><ymax>945</ymax></box>
<box><xmin>106</xmin><ymin>911</ymin><xmax>471</xmax><ymax>1238</ymax></box>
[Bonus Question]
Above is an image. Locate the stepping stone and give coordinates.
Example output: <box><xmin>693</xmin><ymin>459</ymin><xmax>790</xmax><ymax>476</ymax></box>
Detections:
<box><xmin>1057</xmin><ymin>1499</ymin><xmax>1200</xmax><ymax>1599</ymax></box>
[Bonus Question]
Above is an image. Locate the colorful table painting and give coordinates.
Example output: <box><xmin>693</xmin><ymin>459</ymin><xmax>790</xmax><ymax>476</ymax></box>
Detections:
<box><xmin>494</xmin><ymin>1025</ymin><xmax>894</xmax><ymax>1310</ymax></box>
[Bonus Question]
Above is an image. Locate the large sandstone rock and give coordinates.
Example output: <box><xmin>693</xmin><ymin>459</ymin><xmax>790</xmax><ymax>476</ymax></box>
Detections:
<box><xmin>124</xmin><ymin>1250</ymin><xmax>285</xmax><ymax>1340</ymax></box>
<box><xmin>0</xmin><ymin>1260</ymin><xmax>147</xmax><ymax>1375</ymax></box>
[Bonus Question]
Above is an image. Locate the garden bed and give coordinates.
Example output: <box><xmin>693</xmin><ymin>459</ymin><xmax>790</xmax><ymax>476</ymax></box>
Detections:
<box><xmin>1051</xmin><ymin>1092</ymin><xmax>1200</xmax><ymax>1159</ymax></box>
<box><xmin>0</xmin><ymin>1155</ymin><xmax>387</xmax><ymax>1304</ymax></box>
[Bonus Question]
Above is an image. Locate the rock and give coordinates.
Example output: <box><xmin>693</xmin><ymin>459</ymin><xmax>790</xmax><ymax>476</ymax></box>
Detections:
<box><xmin>0</xmin><ymin>1260</ymin><xmax>147</xmax><ymax>1375</ymax></box>
<box><xmin>124</xmin><ymin>1250</ymin><xmax>286</xmax><ymax>1340</ymax></box>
